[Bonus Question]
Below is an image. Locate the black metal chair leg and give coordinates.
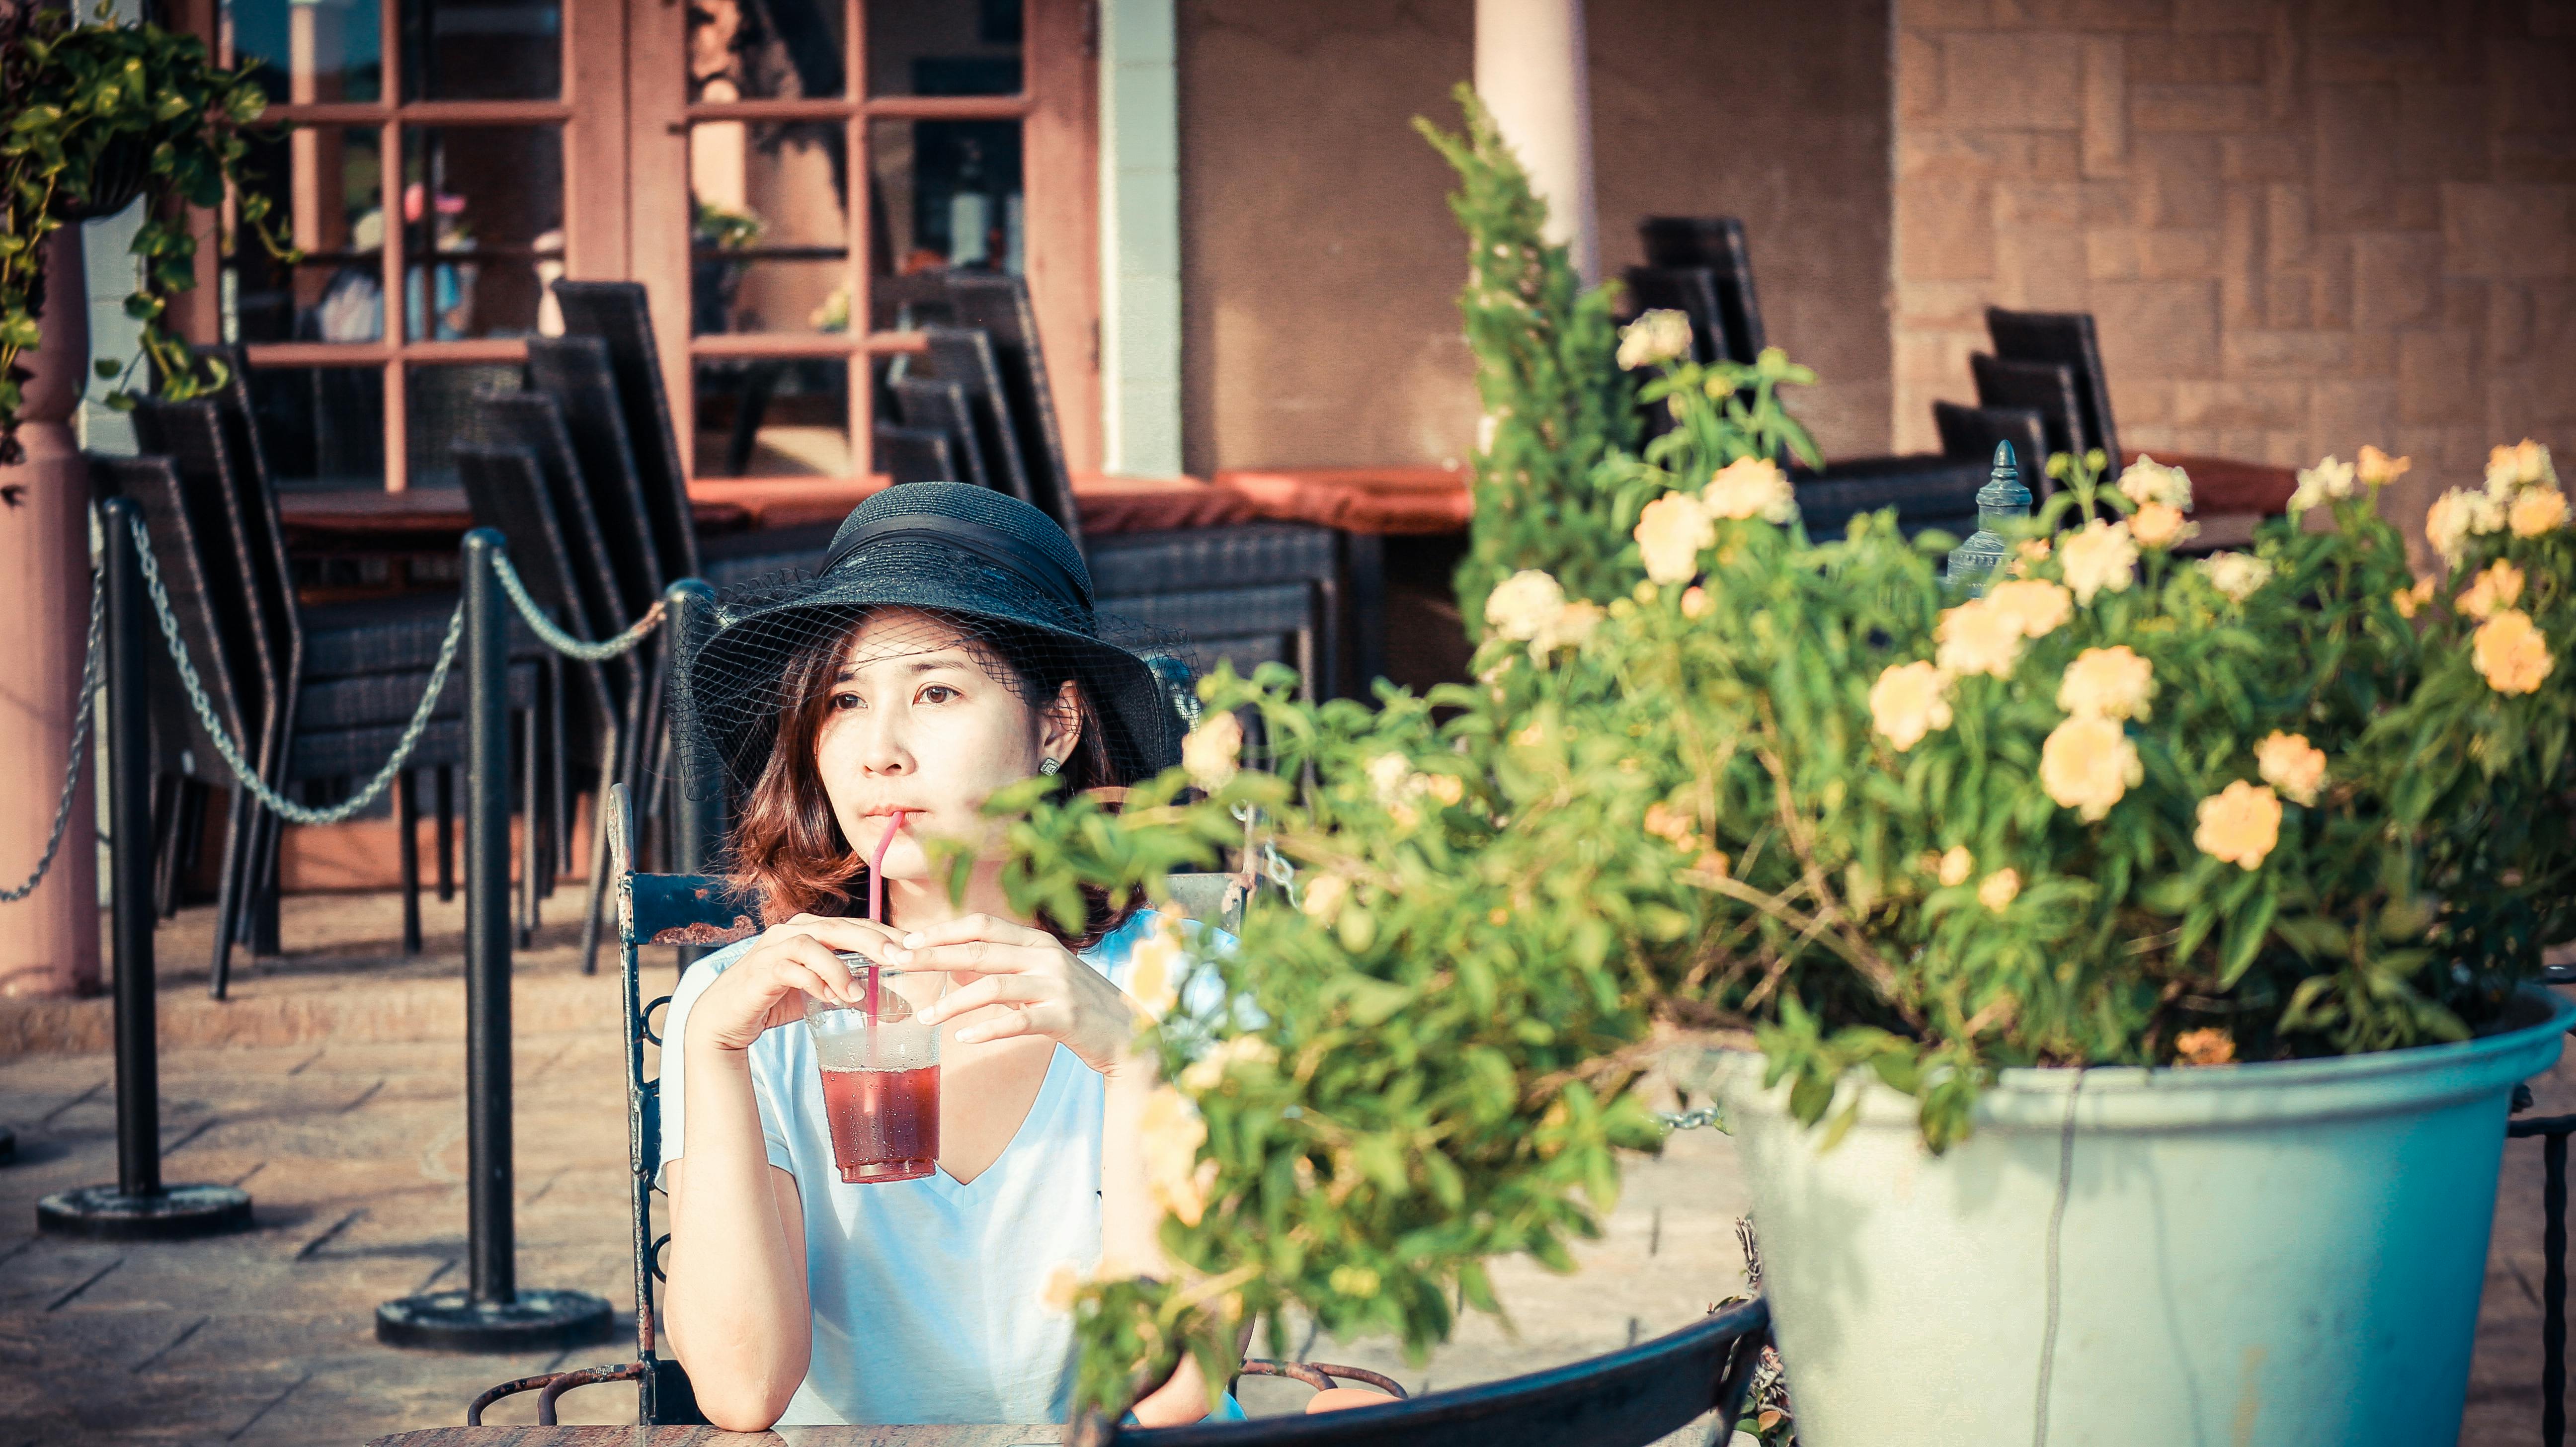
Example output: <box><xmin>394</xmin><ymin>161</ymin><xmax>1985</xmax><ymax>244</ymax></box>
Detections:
<box><xmin>435</xmin><ymin>765</ymin><xmax>455</xmax><ymax>903</ymax></box>
<box><xmin>396</xmin><ymin>768</ymin><xmax>422</xmax><ymax>957</ymax></box>
<box><xmin>150</xmin><ymin>772</ymin><xmax>186</xmax><ymax>919</ymax></box>
<box><xmin>237</xmin><ymin>804</ymin><xmax>284</xmax><ymax>959</ymax></box>
<box><xmin>207</xmin><ymin>784</ymin><xmax>255</xmax><ymax>999</ymax></box>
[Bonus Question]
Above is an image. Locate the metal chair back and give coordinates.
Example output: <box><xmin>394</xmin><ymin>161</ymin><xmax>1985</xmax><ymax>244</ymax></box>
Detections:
<box><xmin>1983</xmin><ymin>307</ymin><xmax>2120</xmax><ymax>466</ymax></box>
<box><xmin>923</xmin><ymin>325</ymin><xmax>1048</xmax><ymax>527</ymax></box>
<box><xmin>1105</xmin><ymin>1300</ymin><xmax>1771</xmax><ymax>1447</ymax></box>
<box><xmin>1969</xmin><ymin>353</ymin><xmax>2090</xmax><ymax>463</ymax></box>
<box><xmin>1635</xmin><ymin>216</ymin><xmax>1765</xmax><ymax>364</ymax></box>
<box><xmin>874</xmin><ymin>423</ymin><xmax>959</xmax><ymax>487</ymax></box>
<box><xmin>552</xmin><ymin>280</ymin><xmax>702</xmax><ymax>584</ymax></box>
<box><xmin>1620</xmin><ymin>265</ymin><xmax>1735</xmax><ymax>366</ymax></box>
<box><xmin>891</xmin><ymin>375</ymin><xmax>1002</xmax><ymax>496</ymax></box>
<box><xmin>946</xmin><ymin>273</ymin><xmax>1086</xmax><ymax>547</ymax></box>
<box><xmin>524</xmin><ymin>337</ymin><xmax>674</xmax><ymax>619</ymax></box>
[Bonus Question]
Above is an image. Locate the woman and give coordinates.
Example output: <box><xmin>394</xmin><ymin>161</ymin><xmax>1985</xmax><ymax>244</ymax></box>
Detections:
<box><xmin>655</xmin><ymin>483</ymin><xmax>1230</xmax><ymax>1430</ymax></box>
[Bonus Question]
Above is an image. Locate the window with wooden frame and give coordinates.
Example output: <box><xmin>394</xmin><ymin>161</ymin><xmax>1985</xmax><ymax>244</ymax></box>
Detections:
<box><xmin>628</xmin><ymin>0</ymin><xmax>1099</xmax><ymax>485</ymax></box>
<box><xmin>210</xmin><ymin>0</ymin><xmax>627</xmax><ymax>490</ymax></box>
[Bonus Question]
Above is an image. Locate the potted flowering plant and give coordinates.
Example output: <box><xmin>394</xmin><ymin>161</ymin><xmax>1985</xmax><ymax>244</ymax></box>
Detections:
<box><xmin>996</xmin><ymin>97</ymin><xmax>2576</xmax><ymax>1447</ymax></box>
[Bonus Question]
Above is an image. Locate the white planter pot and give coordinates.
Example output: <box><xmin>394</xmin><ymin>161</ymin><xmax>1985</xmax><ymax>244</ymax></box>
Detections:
<box><xmin>1690</xmin><ymin>986</ymin><xmax>2575</xmax><ymax>1446</ymax></box>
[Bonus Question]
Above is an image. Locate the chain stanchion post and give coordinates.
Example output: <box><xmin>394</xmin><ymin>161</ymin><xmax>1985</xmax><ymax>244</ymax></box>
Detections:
<box><xmin>664</xmin><ymin>579</ymin><xmax>725</xmax><ymax>971</ymax></box>
<box><xmin>36</xmin><ymin>499</ymin><xmax>253</xmax><ymax>1240</ymax></box>
<box><xmin>377</xmin><ymin>530</ymin><xmax>611</xmax><ymax>1352</ymax></box>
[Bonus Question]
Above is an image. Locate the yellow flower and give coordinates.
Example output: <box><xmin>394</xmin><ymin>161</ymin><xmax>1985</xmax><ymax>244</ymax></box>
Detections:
<box><xmin>1702</xmin><ymin>457</ymin><xmax>1799</xmax><ymax>524</ymax></box>
<box><xmin>1421</xmin><ymin>772</ymin><xmax>1465</xmax><ymax>806</ymax></box>
<box><xmin>2057</xmin><ymin>645</ymin><xmax>2157</xmax><ymax>722</ymax></box>
<box><xmin>1182</xmin><ymin>712</ymin><xmax>1243</xmax><ymax>793</ymax></box>
<box><xmin>1617</xmin><ymin>309</ymin><xmax>1693</xmax><ymax>370</ymax></box>
<box><xmin>1643</xmin><ymin>801</ymin><xmax>1700</xmax><ymax>849</ymax></box>
<box><xmin>2195</xmin><ymin>551</ymin><xmax>2275</xmax><ymax>604</ymax></box>
<box><xmin>2486</xmin><ymin>438</ymin><xmax>2555</xmax><ymax>494</ymax></box>
<box><xmin>2357</xmin><ymin>445</ymin><xmax>2411</xmax><ymax>487</ymax></box>
<box><xmin>1978</xmin><ymin>869</ymin><xmax>2020</xmax><ymax>912</ymax></box>
<box><xmin>2253</xmin><ymin>731</ymin><xmax>2327</xmax><ymax>806</ymax></box>
<box><xmin>1299</xmin><ymin>873</ymin><xmax>1351</xmax><ymax>924</ymax></box>
<box><xmin>1634</xmin><ymin>491</ymin><xmax>1716</xmax><ymax>584</ymax></box>
<box><xmin>1531</xmin><ymin>600</ymin><xmax>1605</xmax><ymax>658</ymax></box>
<box><xmin>1680</xmin><ymin>584</ymin><xmax>1710</xmax><ymax>619</ymax></box>
<box><xmin>2459</xmin><ymin>560</ymin><xmax>2526</xmax><ymax>621</ymax></box>
<box><xmin>2511</xmin><ymin>486</ymin><xmax>2570</xmax><ymax>538</ymax></box>
<box><xmin>1868</xmin><ymin>660</ymin><xmax>1955</xmax><ymax>751</ymax></box>
<box><xmin>2040</xmin><ymin>715</ymin><xmax>2144</xmax><ymax>822</ymax></box>
<box><xmin>1484</xmin><ymin>568</ymin><xmax>1568</xmax><ymax>643</ymax></box>
<box><xmin>2194</xmin><ymin>781</ymin><xmax>2283</xmax><ymax>870</ymax></box>
<box><xmin>2130</xmin><ymin>500</ymin><xmax>2197</xmax><ymax>550</ymax></box>
<box><xmin>2393</xmin><ymin>575</ymin><xmax>2436</xmax><ymax>619</ymax></box>
<box><xmin>2427</xmin><ymin>487</ymin><xmax>2506</xmax><ymax>566</ymax></box>
<box><xmin>1691</xmin><ymin>850</ymin><xmax>1732</xmax><ymax>880</ymax></box>
<box><xmin>2116</xmin><ymin>456</ymin><xmax>2193</xmax><ymax>510</ymax></box>
<box><xmin>2473</xmin><ymin>609</ymin><xmax>2555</xmax><ymax>695</ymax></box>
<box><xmin>2174</xmin><ymin>1028</ymin><xmax>2237</xmax><ymax>1066</ymax></box>
<box><xmin>1179</xmin><ymin>1034</ymin><xmax>1280</xmax><ymax>1093</ymax></box>
<box><xmin>1127</xmin><ymin>916</ymin><xmax>1189</xmax><ymax>1022</ymax></box>
<box><xmin>2288</xmin><ymin>455</ymin><xmax>2356</xmax><ymax>513</ymax></box>
<box><xmin>1140</xmin><ymin>1086</ymin><xmax>1214</xmax><ymax>1226</ymax></box>
<box><xmin>1934</xmin><ymin>597</ymin><xmax>2027</xmax><ymax>678</ymax></box>
<box><xmin>1937</xmin><ymin>845</ymin><xmax>1974</xmax><ymax>887</ymax></box>
<box><xmin>1985</xmin><ymin>578</ymin><xmax>2075</xmax><ymax>639</ymax></box>
<box><xmin>2059</xmin><ymin>520</ymin><xmax>2140</xmax><ymax>605</ymax></box>
<box><xmin>1040</xmin><ymin>1262</ymin><xmax>1085</xmax><ymax>1314</ymax></box>
<box><xmin>1366</xmin><ymin>752</ymin><xmax>1412</xmax><ymax>803</ymax></box>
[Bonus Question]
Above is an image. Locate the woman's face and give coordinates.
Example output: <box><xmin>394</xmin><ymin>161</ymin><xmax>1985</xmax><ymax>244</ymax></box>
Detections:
<box><xmin>810</xmin><ymin>609</ymin><xmax>1078</xmax><ymax>881</ymax></box>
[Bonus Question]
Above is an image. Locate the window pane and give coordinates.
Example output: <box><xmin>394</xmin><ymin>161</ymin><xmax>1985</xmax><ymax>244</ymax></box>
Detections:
<box><xmin>691</xmin><ymin>120</ymin><xmax>849</xmax><ymax>335</ymax></box>
<box><xmin>868</xmin><ymin>117</ymin><xmax>1021</xmax><ymax>309</ymax></box>
<box><xmin>226</xmin><ymin>0</ymin><xmax>384</xmax><ymax>104</ymax></box>
<box><xmin>688</xmin><ymin>0</ymin><xmax>844</xmax><ymax>102</ymax></box>
<box><xmin>694</xmin><ymin>359</ymin><xmax>850</xmax><ymax>477</ymax></box>
<box><xmin>401</xmin><ymin>127</ymin><xmax>564</xmax><ymax>340</ymax></box>
<box><xmin>227</xmin><ymin>126</ymin><xmax>385</xmax><ymax>344</ymax></box>
<box><xmin>866</xmin><ymin>0</ymin><xmax>1019</xmax><ymax>97</ymax></box>
<box><xmin>403</xmin><ymin>0</ymin><xmax>562</xmax><ymax>100</ymax></box>
<box><xmin>245</xmin><ymin>366</ymin><xmax>387</xmax><ymax>487</ymax></box>
<box><xmin>408</xmin><ymin>361</ymin><xmax>524</xmax><ymax>488</ymax></box>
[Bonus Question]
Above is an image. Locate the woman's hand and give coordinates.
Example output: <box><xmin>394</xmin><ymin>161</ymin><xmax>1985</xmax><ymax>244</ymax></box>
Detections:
<box><xmin>683</xmin><ymin>913</ymin><xmax>910</xmax><ymax>1055</ymax></box>
<box><xmin>898</xmin><ymin>915</ymin><xmax>1142</xmax><ymax>1076</ymax></box>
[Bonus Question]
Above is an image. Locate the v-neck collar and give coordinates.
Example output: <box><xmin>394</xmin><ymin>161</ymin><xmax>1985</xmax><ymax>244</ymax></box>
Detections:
<box><xmin>919</xmin><ymin>1045</ymin><xmax>1073</xmax><ymax>1201</ymax></box>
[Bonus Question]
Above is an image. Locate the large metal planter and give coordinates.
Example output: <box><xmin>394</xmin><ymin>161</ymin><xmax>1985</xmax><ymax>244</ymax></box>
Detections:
<box><xmin>1691</xmin><ymin>986</ymin><xmax>2576</xmax><ymax>1446</ymax></box>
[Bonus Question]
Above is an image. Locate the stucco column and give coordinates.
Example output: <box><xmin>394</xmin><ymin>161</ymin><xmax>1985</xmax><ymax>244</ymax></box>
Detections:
<box><xmin>0</xmin><ymin>227</ymin><xmax>102</xmax><ymax>998</ymax></box>
<box><xmin>1474</xmin><ymin>0</ymin><xmax>1600</xmax><ymax>285</ymax></box>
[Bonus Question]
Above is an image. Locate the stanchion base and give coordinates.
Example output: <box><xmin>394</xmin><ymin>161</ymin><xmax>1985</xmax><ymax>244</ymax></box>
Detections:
<box><xmin>36</xmin><ymin>1183</ymin><xmax>254</xmax><ymax>1240</ymax></box>
<box><xmin>376</xmin><ymin>1288</ymin><xmax>615</xmax><ymax>1352</ymax></box>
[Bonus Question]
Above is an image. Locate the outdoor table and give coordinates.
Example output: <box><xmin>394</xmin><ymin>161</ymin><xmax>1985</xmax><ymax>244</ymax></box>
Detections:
<box><xmin>365</xmin><ymin>1428</ymin><xmax>1065</xmax><ymax>1446</ymax></box>
<box><xmin>1214</xmin><ymin>464</ymin><xmax>1472</xmax><ymax>693</ymax></box>
<box><xmin>277</xmin><ymin>486</ymin><xmax>758</xmax><ymax>558</ymax></box>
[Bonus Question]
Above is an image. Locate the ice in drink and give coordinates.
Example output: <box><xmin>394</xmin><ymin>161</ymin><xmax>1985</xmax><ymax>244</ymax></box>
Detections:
<box><xmin>818</xmin><ymin>1063</ymin><xmax>940</xmax><ymax>1183</ymax></box>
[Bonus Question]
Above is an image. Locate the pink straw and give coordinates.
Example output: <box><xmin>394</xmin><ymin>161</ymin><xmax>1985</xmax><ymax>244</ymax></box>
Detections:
<box><xmin>864</xmin><ymin>811</ymin><xmax>908</xmax><ymax>1017</ymax></box>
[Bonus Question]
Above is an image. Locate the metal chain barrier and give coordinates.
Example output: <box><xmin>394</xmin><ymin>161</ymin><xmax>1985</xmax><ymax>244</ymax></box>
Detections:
<box><xmin>1657</xmin><ymin>1104</ymin><xmax>1725</xmax><ymax>1132</ymax></box>
<box><xmin>491</xmin><ymin>552</ymin><xmax>663</xmax><ymax>661</ymax></box>
<box><xmin>131</xmin><ymin>512</ymin><xmax>466</xmax><ymax>826</ymax></box>
<box><xmin>0</xmin><ymin>562</ymin><xmax>106</xmax><ymax>903</ymax></box>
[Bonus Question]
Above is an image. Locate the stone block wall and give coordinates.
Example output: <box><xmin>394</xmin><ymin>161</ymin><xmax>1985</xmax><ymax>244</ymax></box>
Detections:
<box><xmin>1895</xmin><ymin>0</ymin><xmax>2576</xmax><ymax>527</ymax></box>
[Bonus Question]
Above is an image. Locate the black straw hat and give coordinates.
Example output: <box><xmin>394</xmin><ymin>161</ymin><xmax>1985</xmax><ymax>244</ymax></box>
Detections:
<box><xmin>671</xmin><ymin>483</ymin><xmax>1191</xmax><ymax>794</ymax></box>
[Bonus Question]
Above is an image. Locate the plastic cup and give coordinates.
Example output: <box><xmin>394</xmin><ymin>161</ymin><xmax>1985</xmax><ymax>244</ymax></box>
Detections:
<box><xmin>805</xmin><ymin>960</ymin><xmax>947</xmax><ymax>1185</ymax></box>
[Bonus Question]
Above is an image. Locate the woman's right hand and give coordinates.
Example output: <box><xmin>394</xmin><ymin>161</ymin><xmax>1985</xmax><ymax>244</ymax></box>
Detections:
<box><xmin>684</xmin><ymin>914</ymin><xmax>909</xmax><ymax>1054</ymax></box>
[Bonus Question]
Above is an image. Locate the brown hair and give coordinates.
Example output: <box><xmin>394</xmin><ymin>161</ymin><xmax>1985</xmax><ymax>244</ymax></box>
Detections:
<box><xmin>723</xmin><ymin>609</ymin><xmax>1140</xmax><ymax>949</ymax></box>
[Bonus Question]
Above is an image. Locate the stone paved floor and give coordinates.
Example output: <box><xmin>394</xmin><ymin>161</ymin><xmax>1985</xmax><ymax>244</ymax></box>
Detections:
<box><xmin>0</xmin><ymin>893</ymin><xmax>2568</xmax><ymax>1444</ymax></box>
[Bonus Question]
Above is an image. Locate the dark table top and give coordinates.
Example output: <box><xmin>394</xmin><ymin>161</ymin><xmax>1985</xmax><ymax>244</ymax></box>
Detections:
<box><xmin>364</xmin><ymin>1428</ymin><xmax>1066</xmax><ymax>1446</ymax></box>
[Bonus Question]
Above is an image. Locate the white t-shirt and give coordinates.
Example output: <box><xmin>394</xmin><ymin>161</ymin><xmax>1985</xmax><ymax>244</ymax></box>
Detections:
<box><xmin>657</xmin><ymin>909</ymin><xmax>1179</xmax><ymax>1426</ymax></box>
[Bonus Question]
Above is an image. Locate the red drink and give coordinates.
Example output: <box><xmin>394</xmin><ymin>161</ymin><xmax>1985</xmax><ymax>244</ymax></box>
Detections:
<box><xmin>819</xmin><ymin>1063</ymin><xmax>941</xmax><ymax>1184</ymax></box>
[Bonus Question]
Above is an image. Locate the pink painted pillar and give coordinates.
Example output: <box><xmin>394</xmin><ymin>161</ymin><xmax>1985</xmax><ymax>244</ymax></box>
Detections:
<box><xmin>0</xmin><ymin>228</ymin><xmax>102</xmax><ymax>998</ymax></box>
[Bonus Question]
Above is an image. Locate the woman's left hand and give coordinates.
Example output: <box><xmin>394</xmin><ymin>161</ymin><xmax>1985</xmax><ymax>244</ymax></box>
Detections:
<box><xmin>898</xmin><ymin>915</ymin><xmax>1141</xmax><ymax>1077</ymax></box>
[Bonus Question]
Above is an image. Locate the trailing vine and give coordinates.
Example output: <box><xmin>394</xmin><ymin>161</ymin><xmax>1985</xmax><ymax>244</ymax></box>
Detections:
<box><xmin>0</xmin><ymin>0</ymin><xmax>289</xmax><ymax>464</ymax></box>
